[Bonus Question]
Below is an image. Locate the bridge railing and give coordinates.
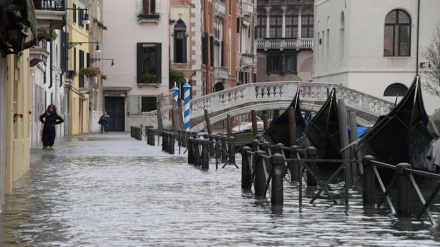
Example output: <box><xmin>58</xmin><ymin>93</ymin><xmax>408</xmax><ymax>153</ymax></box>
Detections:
<box><xmin>142</xmin><ymin>81</ymin><xmax>394</xmax><ymax>130</ymax></box>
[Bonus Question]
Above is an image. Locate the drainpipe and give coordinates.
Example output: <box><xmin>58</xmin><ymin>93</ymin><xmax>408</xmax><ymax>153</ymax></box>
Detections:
<box><xmin>49</xmin><ymin>29</ymin><xmax>53</xmax><ymax>90</ymax></box>
<box><xmin>416</xmin><ymin>0</ymin><xmax>420</xmax><ymax>76</ymax></box>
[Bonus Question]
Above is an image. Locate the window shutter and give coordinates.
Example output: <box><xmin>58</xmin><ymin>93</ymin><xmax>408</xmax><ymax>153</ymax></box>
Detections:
<box><xmin>266</xmin><ymin>56</ymin><xmax>271</xmax><ymax>74</ymax></box>
<box><xmin>129</xmin><ymin>95</ymin><xmax>141</xmax><ymax>115</ymax></box>
<box><xmin>136</xmin><ymin>43</ymin><xmax>143</xmax><ymax>83</ymax></box>
<box><xmin>210</xmin><ymin>35</ymin><xmax>214</xmax><ymax>67</ymax></box>
<box><xmin>202</xmin><ymin>32</ymin><xmax>208</xmax><ymax>65</ymax></box>
<box><xmin>61</xmin><ymin>31</ymin><xmax>68</xmax><ymax>72</ymax></box>
<box><xmin>74</xmin><ymin>47</ymin><xmax>77</xmax><ymax>71</ymax></box>
<box><xmin>183</xmin><ymin>35</ymin><xmax>187</xmax><ymax>63</ymax></box>
<box><xmin>281</xmin><ymin>54</ymin><xmax>286</xmax><ymax>75</ymax></box>
<box><xmin>220</xmin><ymin>41</ymin><xmax>224</xmax><ymax>66</ymax></box>
<box><xmin>156</xmin><ymin>43</ymin><xmax>162</xmax><ymax>82</ymax></box>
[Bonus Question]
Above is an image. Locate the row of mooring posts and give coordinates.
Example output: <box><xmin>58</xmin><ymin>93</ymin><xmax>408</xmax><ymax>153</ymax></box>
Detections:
<box><xmin>240</xmin><ymin>140</ymin><xmax>440</xmax><ymax>224</ymax></box>
<box><xmin>131</xmin><ymin>125</ymin><xmax>440</xmax><ymax>224</ymax></box>
<box><xmin>130</xmin><ymin>126</ymin><xmax>144</xmax><ymax>140</ymax></box>
<box><xmin>146</xmin><ymin>129</ymin><xmax>240</xmax><ymax>170</ymax></box>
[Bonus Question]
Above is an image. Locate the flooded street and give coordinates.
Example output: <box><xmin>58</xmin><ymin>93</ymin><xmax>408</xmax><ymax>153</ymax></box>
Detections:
<box><xmin>0</xmin><ymin>132</ymin><xmax>439</xmax><ymax>246</ymax></box>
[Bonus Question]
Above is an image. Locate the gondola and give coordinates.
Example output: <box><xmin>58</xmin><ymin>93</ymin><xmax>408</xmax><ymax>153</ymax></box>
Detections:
<box><xmin>354</xmin><ymin>76</ymin><xmax>433</xmax><ymax>172</ymax></box>
<box><xmin>261</xmin><ymin>89</ymin><xmax>307</xmax><ymax>148</ymax></box>
<box><xmin>303</xmin><ymin>88</ymin><xmax>342</xmax><ymax>160</ymax></box>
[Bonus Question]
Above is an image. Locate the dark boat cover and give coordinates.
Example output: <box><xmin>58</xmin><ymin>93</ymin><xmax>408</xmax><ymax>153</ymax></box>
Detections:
<box><xmin>354</xmin><ymin>76</ymin><xmax>433</xmax><ymax>171</ymax></box>
<box><xmin>304</xmin><ymin>88</ymin><xmax>341</xmax><ymax>159</ymax></box>
<box><xmin>262</xmin><ymin>90</ymin><xmax>307</xmax><ymax>147</ymax></box>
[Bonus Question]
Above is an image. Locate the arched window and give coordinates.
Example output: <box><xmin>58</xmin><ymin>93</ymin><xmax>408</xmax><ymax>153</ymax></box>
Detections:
<box><xmin>269</xmin><ymin>8</ymin><xmax>283</xmax><ymax>38</ymax></box>
<box><xmin>384</xmin><ymin>83</ymin><xmax>408</xmax><ymax>96</ymax></box>
<box><xmin>174</xmin><ymin>20</ymin><xmax>187</xmax><ymax>63</ymax></box>
<box><xmin>384</xmin><ymin>9</ymin><xmax>411</xmax><ymax>56</ymax></box>
<box><xmin>301</xmin><ymin>7</ymin><xmax>314</xmax><ymax>38</ymax></box>
<box><xmin>285</xmin><ymin>8</ymin><xmax>299</xmax><ymax>38</ymax></box>
<box><xmin>256</xmin><ymin>9</ymin><xmax>267</xmax><ymax>39</ymax></box>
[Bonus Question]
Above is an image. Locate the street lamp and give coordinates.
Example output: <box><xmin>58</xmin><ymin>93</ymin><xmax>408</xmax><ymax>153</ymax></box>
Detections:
<box><xmin>65</xmin><ymin>41</ymin><xmax>101</xmax><ymax>53</ymax></box>
<box><xmin>90</xmin><ymin>58</ymin><xmax>115</xmax><ymax>67</ymax></box>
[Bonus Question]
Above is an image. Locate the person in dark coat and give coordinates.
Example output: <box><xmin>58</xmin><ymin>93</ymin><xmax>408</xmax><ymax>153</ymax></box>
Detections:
<box><xmin>99</xmin><ymin>111</ymin><xmax>110</xmax><ymax>133</ymax></box>
<box><xmin>40</xmin><ymin>104</ymin><xmax>64</xmax><ymax>150</ymax></box>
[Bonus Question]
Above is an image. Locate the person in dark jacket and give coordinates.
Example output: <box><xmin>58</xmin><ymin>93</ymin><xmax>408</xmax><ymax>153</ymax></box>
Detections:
<box><xmin>99</xmin><ymin>111</ymin><xmax>110</xmax><ymax>133</ymax></box>
<box><xmin>40</xmin><ymin>104</ymin><xmax>64</xmax><ymax>150</ymax></box>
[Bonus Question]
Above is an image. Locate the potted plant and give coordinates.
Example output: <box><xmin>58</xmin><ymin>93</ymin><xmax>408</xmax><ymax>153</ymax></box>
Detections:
<box><xmin>142</xmin><ymin>73</ymin><xmax>160</xmax><ymax>84</ymax></box>
<box><xmin>79</xmin><ymin>67</ymin><xmax>101</xmax><ymax>77</ymax></box>
<box><xmin>67</xmin><ymin>70</ymin><xmax>77</xmax><ymax>79</ymax></box>
<box><xmin>101</xmin><ymin>74</ymin><xmax>108</xmax><ymax>80</ymax></box>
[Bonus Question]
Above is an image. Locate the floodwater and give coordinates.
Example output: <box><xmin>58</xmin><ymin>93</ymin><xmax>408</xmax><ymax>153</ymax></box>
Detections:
<box><xmin>0</xmin><ymin>132</ymin><xmax>439</xmax><ymax>246</ymax></box>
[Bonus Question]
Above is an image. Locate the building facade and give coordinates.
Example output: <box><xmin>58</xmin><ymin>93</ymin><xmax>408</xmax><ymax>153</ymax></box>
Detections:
<box><xmin>169</xmin><ymin>0</ymin><xmax>256</xmax><ymax>100</ymax></box>
<box><xmin>313</xmin><ymin>0</ymin><xmax>440</xmax><ymax>114</ymax></box>
<box><xmin>256</xmin><ymin>0</ymin><xmax>314</xmax><ymax>83</ymax></box>
<box><xmin>103</xmin><ymin>0</ymin><xmax>171</xmax><ymax>130</ymax></box>
<box><xmin>0</xmin><ymin>0</ymin><xmax>39</xmax><ymax>209</ymax></box>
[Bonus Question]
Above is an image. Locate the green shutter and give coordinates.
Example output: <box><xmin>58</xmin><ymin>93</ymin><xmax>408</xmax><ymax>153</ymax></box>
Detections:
<box><xmin>137</xmin><ymin>43</ymin><xmax>143</xmax><ymax>83</ymax></box>
<box><xmin>156</xmin><ymin>43</ymin><xmax>162</xmax><ymax>82</ymax></box>
<box><xmin>266</xmin><ymin>56</ymin><xmax>271</xmax><ymax>74</ymax></box>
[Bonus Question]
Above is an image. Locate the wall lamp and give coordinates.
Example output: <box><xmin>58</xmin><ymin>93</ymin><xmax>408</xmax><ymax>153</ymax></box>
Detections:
<box><xmin>90</xmin><ymin>58</ymin><xmax>115</xmax><ymax>67</ymax></box>
<box><xmin>65</xmin><ymin>7</ymin><xmax>90</xmax><ymax>25</ymax></box>
<box><xmin>65</xmin><ymin>42</ymin><xmax>101</xmax><ymax>53</ymax></box>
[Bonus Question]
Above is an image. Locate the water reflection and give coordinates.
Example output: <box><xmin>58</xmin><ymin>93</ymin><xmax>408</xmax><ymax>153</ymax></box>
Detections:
<box><xmin>0</xmin><ymin>132</ymin><xmax>438</xmax><ymax>246</ymax></box>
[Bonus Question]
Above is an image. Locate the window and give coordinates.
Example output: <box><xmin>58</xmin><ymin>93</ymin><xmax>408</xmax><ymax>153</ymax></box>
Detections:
<box><xmin>137</xmin><ymin>43</ymin><xmax>162</xmax><ymax>83</ymax></box>
<box><xmin>269</xmin><ymin>8</ymin><xmax>283</xmax><ymax>38</ymax></box>
<box><xmin>73</xmin><ymin>4</ymin><xmax>77</xmax><ymax>23</ymax></box>
<box><xmin>141</xmin><ymin>97</ymin><xmax>157</xmax><ymax>112</ymax></box>
<box><xmin>286</xmin><ymin>8</ymin><xmax>299</xmax><ymax>38</ymax></box>
<box><xmin>267</xmin><ymin>53</ymin><xmax>297</xmax><ymax>75</ymax></box>
<box><xmin>301</xmin><ymin>7</ymin><xmax>314</xmax><ymax>38</ymax></box>
<box><xmin>143</xmin><ymin>0</ymin><xmax>156</xmax><ymax>14</ymax></box>
<box><xmin>79</xmin><ymin>50</ymin><xmax>84</xmax><ymax>88</ymax></box>
<box><xmin>256</xmin><ymin>9</ymin><xmax>266</xmax><ymax>39</ymax></box>
<box><xmin>384</xmin><ymin>9</ymin><xmax>411</xmax><ymax>56</ymax></box>
<box><xmin>384</xmin><ymin>83</ymin><xmax>408</xmax><ymax>96</ymax></box>
<box><xmin>174</xmin><ymin>20</ymin><xmax>187</xmax><ymax>63</ymax></box>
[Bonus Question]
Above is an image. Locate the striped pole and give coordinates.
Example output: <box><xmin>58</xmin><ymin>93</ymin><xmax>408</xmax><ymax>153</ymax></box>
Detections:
<box><xmin>183</xmin><ymin>80</ymin><xmax>191</xmax><ymax>131</ymax></box>
<box><xmin>172</xmin><ymin>82</ymin><xmax>179</xmax><ymax>105</ymax></box>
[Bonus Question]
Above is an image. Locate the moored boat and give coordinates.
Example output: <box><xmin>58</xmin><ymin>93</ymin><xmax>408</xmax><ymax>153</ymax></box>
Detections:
<box><xmin>354</xmin><ymin>76</ymin><xmax>433</xmax><ymax>172</ymax></box>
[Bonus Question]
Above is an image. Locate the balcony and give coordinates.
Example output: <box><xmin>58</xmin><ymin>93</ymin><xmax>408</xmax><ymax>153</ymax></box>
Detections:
<box><xmin>33</xmin><ymin>0</ymin><xmax>65</xmax><ymax>32</ymax></box>
<box><xmin>29</xmin><ymin>47</ymin><xmax>50</xmax><ymax>67</ymax></box>
<box><xmin>214</xmin><ymin>67</ymin><xmax>228</xmax><ymax>81</ymax></box>
<box><xmin>137</xmin><ymin>12</ymin><xmax>161</xmax><ymax>23</ymax></box>
<box><xmin>213</xmin><ymin>0</ymin><xmax>226</xmax><ymax>19</ymax></box>
<box><xmin>256</xmin><ymin>38</ymin><xmax>314</xmax><ymax>51</ymax></box>
<box><xmin>241</xmin><ymin>1</ymin><xmax>254</xmax><ymax>17</ymax></box>
<box><xmin>240</xmin><ymin>54</ymin><xmax>254</xmax><ymax>69</ymax></box>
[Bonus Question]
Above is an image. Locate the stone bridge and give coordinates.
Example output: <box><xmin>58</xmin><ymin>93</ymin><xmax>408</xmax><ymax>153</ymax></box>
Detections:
<box><xmin>142</xmin><ymin>81</ymin><xmax>394</xmax><ymax>131</ymax></box>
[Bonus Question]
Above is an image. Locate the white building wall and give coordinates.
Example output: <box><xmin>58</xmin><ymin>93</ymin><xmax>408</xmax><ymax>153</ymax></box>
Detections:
<box><xmin>103</xmin><ymin>0</ymin><xmax>170</xmax><ymax>129</ymax></box>
<box><xmin>314</xmin><ymin>0</ymin><xmax>440</xmax><ymax>114</ymax></box>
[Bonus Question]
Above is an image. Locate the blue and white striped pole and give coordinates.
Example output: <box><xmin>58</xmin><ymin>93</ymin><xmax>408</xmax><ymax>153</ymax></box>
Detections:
<box><xmin>183</xmin><ymin>80</ymin><xmax>191</xmax><ymax>131</ymax></box>
<box><xmin>172</xmin><ymin>82</ymin><xmax>179</xmax><ymax>105</ymax></box>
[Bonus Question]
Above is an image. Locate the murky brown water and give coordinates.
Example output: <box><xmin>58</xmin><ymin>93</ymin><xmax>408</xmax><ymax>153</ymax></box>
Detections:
<box><xmin>0</xmin><ymin>132</ymin><xmax>439</xmax><ymax>246</ymax></box>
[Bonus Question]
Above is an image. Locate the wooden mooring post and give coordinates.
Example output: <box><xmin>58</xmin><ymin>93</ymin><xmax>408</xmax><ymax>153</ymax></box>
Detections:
<box><xmin>254</xmin><ymin>150</ymin><xmax>266</xmax><ymax>198</ymax></box>
<box><xmin>271</xmin><ymin>154</ymin><xmax>285</xmax><ymax>206</ymax></box>
<box><xmin>396</xmin><ymin>163</ymin><xmax>412</xmax><ymax>217</ymax></box>
<box><xmin>241</xmin><ymin>146</ymin><xmax>252</xmax><ymax>190</ymax></box>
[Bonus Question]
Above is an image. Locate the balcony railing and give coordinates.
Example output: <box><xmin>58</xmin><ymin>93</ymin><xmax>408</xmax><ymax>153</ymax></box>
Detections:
<box><xmin>256</xmin><ymin>38</ymin><xmax>314</xmax><ymax>50</ymax></box>
<box><xmin>33</xmin><ymin>0</ymin><xmax>65</xmax><ymax>11</ymax></box>
<box><xmin>241</xmin><ymin>1</ymin><xmax>254</xmax><ymax>17</ymax></box>
<box><xmin>214</xmin><ymin>67</ymin><xmax>228</xmax><ymax>80</ymax></box>
<box><xmin>213</xmin><ymin>0</ymin><xmax>226</xmax><ymax>19</ymax></box>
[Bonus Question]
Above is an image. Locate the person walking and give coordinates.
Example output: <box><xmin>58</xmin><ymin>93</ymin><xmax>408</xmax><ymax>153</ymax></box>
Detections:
<box><xmin>39</xmin><ymin>104</ymin><xmax>64</xmax><ymax>150</ymax></box>
<box><xmin>99</xmin><ymin>111</ymin><xmax>110</xmax><ymax>133</ymax></box>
